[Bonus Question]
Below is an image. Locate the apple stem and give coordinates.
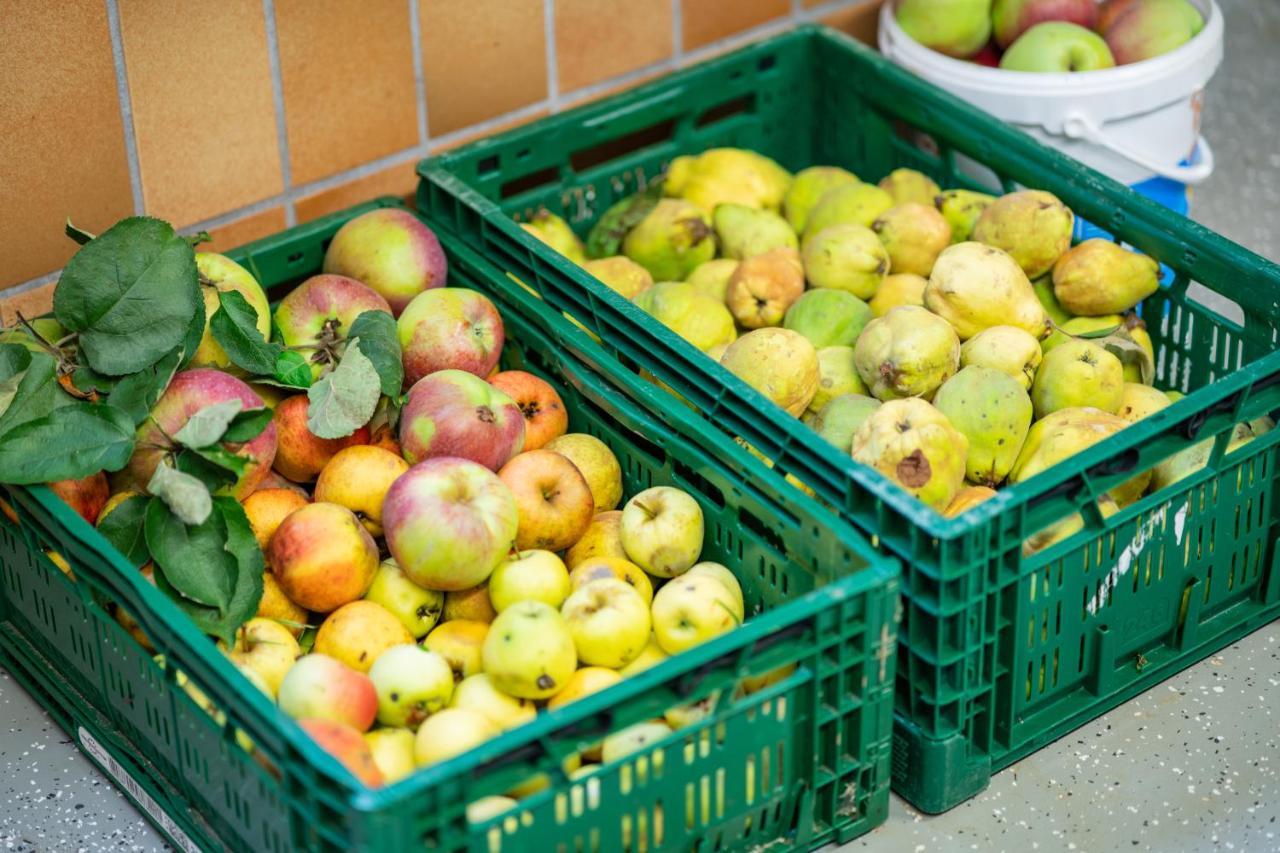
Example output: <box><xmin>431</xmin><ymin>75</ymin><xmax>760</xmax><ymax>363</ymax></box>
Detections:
<box><xmin>633</xmin><ymin>500</ymin><xmax>656</xmax><ymax>519</ymax></box>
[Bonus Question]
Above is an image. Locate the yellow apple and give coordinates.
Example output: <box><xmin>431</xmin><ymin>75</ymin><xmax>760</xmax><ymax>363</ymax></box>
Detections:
<box><xmin>544</xmin><ymin>433</ymin><xmax>623</xmax><ymax>513</ymax></box>
<box><xmin>255</xmin><ymin>572</ymin><xmax>309</xmax><ymax>637</ymax></box>
<box><xmin>564</xmin><ymin>510</ymin><xmax>626</xmax><ymax>568</ymax></box>
<box><xmin>190</xmin><ymin>252</ymin><xmax>271</xmax><ymax>369</ymax></box>
<box><xmin>364</xmin><ymin>728</ymin><xmax>417</xmax><ymax>783</ymax></box>
<box><xmin>547</xmin><ymin>666</ymin><xmax>622</xmax><ymax>710</ymax></box>
<box><xmin>467</xmin><ymin>796</ymin><xmax>518</xmax><ymax>827</ymax></box>
<box><xmin>619</xmin><ymin>487</ymin><xmax>704</xmax><ymax>577</ymax></box>
<box><xmin>567</xmin><ymin>556</ymin><xmax>653</xmax><ymax>606</ymax></box>
<box><xmin>414</xmin><ymin>708</ymin><xmax>499</xmax><ymax>767</ymax></box>
<box><xmin>619</xmin><ymin>634</ymin><xmax>669</xmax><ymax>677</ymax></box>
<box><xmin>449</xmin><ymin>673</ymin><xmax>537</xmax><ymax>729</ymax></box>
<box><xmin>222</xmin><ymin>617</ymin><xmax>300</xmax><ymax>698</ymax></box>
<box><xmin>481</xmin><ymin>601</ymin><xmax>577</xmax><ymax>699</ymax></box>
<box><xmin>601</xmin><ymin>720</ymin><xmax>672</xmax><ymax>765</ymax></box>
<box><xmin>443</xmin><ymin>582</ymin><xmax>497</xmax><ymax>623</ymax></box>
<box><xmin>488</xmin><ymin>550</ymin><xmax>572</xmax><ymax>612</ymax></box>
<box><xmin>314</xmin><ymin>445</ymin><xmax>410</xmax><ymax>537</ymax></box>
<box><xmin>684</xmin><ymin>562</ymin><xmax>745</xmax><ymax>621</ymax></box>
<box><xmin>368</xmin><ymin>644</ymin><xmax>454</xmax><ymax>728</ymax></box>
<box><xmin>314</xmin><ymin>600</ymin><xmax>414</xmax><ymax>673</ymax></box>
<box><xmin>561</xmin><ymin>579</ymin><xmax>651</xmax><ymax>668</ymax></box>
<box><xmin>423</xmin><ymin>620</ymin><xmax>489</xmax><ymax>680</ymax></box>
<box><xmin>651</xmin><ymin>575</ymin><xmax>740</xmax><ymax>654</ymax></box>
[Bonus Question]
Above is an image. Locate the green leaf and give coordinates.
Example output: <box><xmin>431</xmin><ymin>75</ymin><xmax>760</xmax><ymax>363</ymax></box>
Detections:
<box><xmin>72</xmin><ymin>366</ymin><xmax>117</xmax><ymax>395</ymax></box>
<box><xmin>271</xmin><ymin>350</ymin><xmax>312</xmax><ymax>389</ymax></box>
<box><xmin>53</xmin><ymin>217</ymin><xmax>200</xmax><ymax>376</ymax></box>
<box><xmin>0</xmin><ymin>404</ymin><xmax>135</xmax><ymax>484</ymax></box>
<box><xmin>306</xmin><ymin>339</ymin><xmax>380</xmax><ymax>439</ymax></box>
<box><xmin>65</xmin><ymin>219</ymin><xmax>97</xmax><ymax>246</ymax></box>
<box><xmin>147</xmin><ymin>460</ymin><xmax>213</xmax><ymax>526</ymax></box>
<box><xmin>347</xmin><ymin>310</ymin><xmax>402</xmax><ymax>395</ymax></box>
<box><xmin>184</xmin><ymin>230</ymin><xmax>211</xmax><ymax>248</ymax></box>
<box><xmin>145</xmin><ymin>496</ymin><xmax>234</xmax><ymax>612</ymax></box>
<box><xmin>178</xmin><ymin>292</ymin><xmax>207</xmax><ymax>370</ymax></box>
<box><xmin>585</xmin><ymin>182</ymin><xmax>664</xmax><ymax>259</ymax></box>
<box><xmin>96</xmin><ymin>494</ymin><xmax>151</xmax><ymax>567</ymax></box>
<box><xmin>0</xmin><ymin>352</ymin><xmax>77</xmax><ymax>437</ymax></box>
<box><xmin>173</xmin><ymin>399</ymin><xmax>243</xmax><ymax>449</ymax></box>
<box><xmin>107</xmin><ymin>348</ymin><xmax>182</xmax><ymax>426</ymax></box>
<box><xmin>210</xmin><ymin>290</ymin><xmax>281</xmax><ymax>375</ymax></box>
<box><xmin>221</xmin><ymin>407</ymin><xmax>272</xmax><ymax>443</ymax></box>
<box><xmin>1071</xmin><ymin>324</ymin><xmax>1122</xmax><ymax>340</ymax></box>
<box><xmin>192</xmin><ymin>446</ymin><xmax>249</xmax><ymax>477</ymax></box>
<box><xmin>0</xmin><ymin>345</ymin><xmax>33</xmax><ymax>421</ymax></box>
<box><xmin>176</xmin><ymin>448</ymin><xmax>239</xmax><ymax>491</ymax></box>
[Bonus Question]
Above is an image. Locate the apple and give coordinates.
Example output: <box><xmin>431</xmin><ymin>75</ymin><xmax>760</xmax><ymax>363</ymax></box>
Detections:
<box><xmin>561</xmin><ymin>578</ymin><xmax>651</xmax><ymax>668</ymax></box>
<box><xmin>272</xmin><ymin>394</ymin><xmax>370</xmax><ymax>483</ymax></box>
<box><xmin>650</xmin><ymin>575</ymin><xmax>740</xmax><ymax>655</ymax></box>
<box><xmin>564</xmin><ymin>511</ymin><xmax>626</xmax><ymax>568</ymax></box>
<box><xmin>223</xmin><ymin>617</ymin><xmax>300</xmax><ymax>698</ymax></box>
<box><xmin>601</xmin><ymin>721</ymin><xmax>673</xmax><ymax>764</ymax></box>
<box><xmin>115</xmin><ymin>369</ymin><xmax>277</xmax><ymax>499</ymax></box>
<box><xmin>190</xmin><ymin>252</ymin><xmax>271</xmax><ymax>368</ymax></box>
<box><xmin>488</xmin><ymin>550</ymin><xmax>572</xmax><ymax>612</ymax></box>
<box><xmin>300</xmin><ymin>719</ymin><xmax>383</xmax><ymax>786</ymax></box>
<box><xmin>619</xmin><ymin>486</ymin><xmax>704</xmax><ymax>578</ymax></box>
<box><xmin>971</xmin><ymin>42</ymin><xmax>1003</xmax><ymax>66</ymax></box>
<box><xmin>544</xmin><ymin>433</ymin><xmax>623</xmax><ymax>514</ymax></box>
<box><xmin>114</xmin><ymin>563</ymin><xmax>157</xmax><ymax>652</ymax></box>
<box><xmin>364</xmin><ymin>728</ymin><xmax>417</xmax><ymax>784</ymax></box>
<box><xmin>1105</xmin><ymin>0</ymin><xmax>1204</xmax><ymax>64</ymax></box>
<box><xmin>322</xmin><ymin>208</ymin><xmax>448</xmax><ymax>316</ymax></box>
<box><xmin>255</xmin><ymin>571</ymin><xmax>308</xmax><ymax>636</ymax></box>
<box><xmin>423</xmin><ymin>619</ymin><xmax>489</xmax><ymax>680</ymax></box>
<box><xmin>488</xmin><ymin>370</ymin><xmax>568</xmax><ymax>451</ymax></box>
<box><xmin>368</xmin><ymin>644</ymin><xmax>454</xmax><ymax>728</ymax></box>
<box><xmin>48</xmin><ymin>472</ymin><xmax>109</xmax><ymax>525</ymax></box>
<box><xmin>382</xmin><ymin>457</ymin><xmax>519</xmax><ymax>591</ymax></box>
<box><xmin>314</xmin><ymin>600</ymin><xmax>414</xmax><ymax>674</ymax></box>
<box><xmin>664</xmin><ymin>692</ymin><xmax>720</xmax><ymax>729</ymax></box>
<box><xmin>466</xmin><ymin>796</ymin><xmax>518</xmax><ymax>825</ymax></box>
<box><xmin>443</xmin><ymin>581</ymin><xmax>497</xmax><ymax>623</ymax></box>
<box><xmin>993</xmin><ymin>0</ymin><xmax>1099</xmax><ymax>49</ymax></box>
<box><xmin>398</xmin><ymin>288</ymin><xmax>505</xmax><ymax>386</ymax></box>
<box><xmin>582</xmin><ymin>256</ymin><xmax>653</xmax><ymax>299</ymax></box>
<box><xmin>896</xmin><ymin>0</ymin><xmax>994</xmax><ymax>58</ymax></box>
<box><xmin>618</xmin><ymin>634</ymin><xmax>669</xmax><ymax>677</ymax></box>
<box><xmin>498</xmin><ymin>450</ymin><xmax>594</xmax><ymax>552</ymax></box>
<box><xmin>741</xmin><ymin>663</ymin><xmax>799</xmax><ymax>694</ymax></box>
<box><xmin>364</xmin><ymin>559</ymin><xmax>444</xmax><ymax>638</ymax></box>
<box><xmin>277</xmin><ymin>653</ymin><xmax>377</xmax><ymax>730</ymax></box>
<box><xmin>547</xmin><ymin>666</ymin><xmax>622</xmax><ymax>711</ymax></box>
<box><xmin>249</xmin><ymin>469</ymin><xmax>310</xmax><ymax>499</ymax></box>
<box><xmin>684</xmin><ymin>562</ymin><xmax>745</xmax><ymax>621</ymax></box>
<box><xmin>449</xmin><ymin>672</ymin><xmax>537</xmax><ymax>729</ymax></box>
<box><xmin>369</xmin><ymin>424</ymin><xmax>401</xmax><ymax>457</ymax></box>
<box><xmin>567</xmin><ymin>556</ymin><xmax>653</xmax><ymax>606</ymax></box>
<box><xmin>269</xmin><ymin>502</ymin><xmax>379</xmax><ymax>613</ymax></box>
<box><xmin>274</xmin><ymin>274</ymin><xmax>393</xmax><ymax>380</ymax></box>
<box><xmin>313</xmin><ymin>445</ymin><xmax>408</xmax><ymax>536</ymax></box>
<box><xmin>413</xmin><ymin>707</ymin><xmax>499</xmax><ymax>767</ymax></box>
<box><xmin>243</xmin><ymin>487</ymin><xmax>309</xmax><ymax>553</ymax></box>
<box><xmin>399</xmin><ymin>371</ymin><xmax>525</xmax><ymax>470</ymax></box>
<box><xmin>1000</xmin><ymin>22</ymin><xmax>1116</xmax><ymax>71</ymax></box>
<box><xmin>481</xmin><ymin>601</ymin><xmax>577</xmax><ymax>699</ymax></box>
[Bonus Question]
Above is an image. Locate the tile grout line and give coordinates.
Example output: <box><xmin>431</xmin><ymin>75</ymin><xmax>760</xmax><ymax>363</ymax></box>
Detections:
<box><xmin>800</xmin><ymin>0</ymin><xmax>882</xmax><ymax>21</ymax></box>
<box><xmin>104</xmin><ymin>0</ymin><xmax>145</xmax><ymax>217</ymax></box>
<box><xmin>407</xmin><ymin>0</ymin><xmax>431</xmax><ymax>153</ymax></box>
<box><xmin>261</xmin><ymin>0</ymin><xmax>296</xmax><ymax>227</ymax></box>
<box><xmin>544</xmin><ymin>0</ymin><xmax>561</xmax><ymax>111</ymax></box>
<box><xmin>672</xmin><ymin>0</ymin><xmax>684</xmax><ymax>61</ymax></box>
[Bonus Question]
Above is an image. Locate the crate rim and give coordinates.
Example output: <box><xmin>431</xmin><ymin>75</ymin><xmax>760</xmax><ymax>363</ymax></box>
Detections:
<box><xmin>417</xmin><ymin>23</ymin><xmax>1280</xmax><ymax>544</ymax></box>
<box><xmin>8</xmin><ymin>196</ymin><xmax>900</xmax><ymax>814</ymax></box>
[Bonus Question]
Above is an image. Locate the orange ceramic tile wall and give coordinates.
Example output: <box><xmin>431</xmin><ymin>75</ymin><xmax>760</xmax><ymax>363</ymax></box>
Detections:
<box><xmin>0</xmin><ymin>0</ymin><xmax>881</xmax><ymax>319</ymax></box>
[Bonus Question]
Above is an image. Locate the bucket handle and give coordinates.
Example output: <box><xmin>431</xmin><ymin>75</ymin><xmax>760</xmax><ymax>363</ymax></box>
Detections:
<box><xmin>1062</xmin><ymin>112</ymin><xmax>1215</xmax><ymax>186</ymax></box>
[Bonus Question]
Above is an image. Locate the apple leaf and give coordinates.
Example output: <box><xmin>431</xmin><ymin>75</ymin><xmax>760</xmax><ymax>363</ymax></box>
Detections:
<box><xmin>106</xmin><ymin>348</ymin><xmax>182</xmax><ymax>426</ymax></box>
<box><xmin>0</xmin><ymin>345</ymin><xmax>33</xmax><ymax>421</ymax></box>
<box><xmin>145</xmin><ymin>495</ymin><xmax>233</xmax><ymax>611</ymax></box>
<box><xmin>0</xmin><ymin>403</ymin><xmax>135</xmax><ymax>484</ymax></box>
<box><xmin>174</xmin><ymin>399</ymin><xmax>243</xmax><ymax>449</ymax></box>
<box><xmin>210</xmin><ymin>290</ymin><xmax>281</xmax><ymax>375</ymax></box>
<box><xmin>53</xmin><ymin>217</ymin><xmax>200</xmax><ymax>376</ymax></box>
<box><xmin>272</xmin><ymin>350</ymin><xmax>312</xmax><ymax>389</ymax></box>
<box><xmin>64</xmin><ymin>219</ymin><xmax>96</xmax><ymax>246</ymax></box>
<box><xmin>178</xmin><ymin>291</ymin><xmax>207</xmax><ymax>370</ymax></box>
<box><xmin>96</xmin><ymin>493</ymin><xmax>151</xmax><ymax>568</ymax></box>
<box><xmin>147</xmin><ymin>460</ymin><xmax>213</xmax><ymax>526</ymax></box>
<box><xmin>346</xmin><ymin>310</ymin><xmax>402</xmax><ymax>396</ymax></box>
<box><xmin>0</xmin><ymin>352</ymin><xmax>78</xmax><ymax>437</ymax></box>
<box><xmin>585</xmin><ymin>182</ymin><xmax>664</xmax><ymax>259</ymax></box>
<box><xmin>221</xmin><ymin>407</ymin><xmax>272</xmax><ymax>443</ymax></box>
<box><xmin>306</xmin><ymin>339</ymin><xmax>380</xmax><ymax>439</ymax></box>
<box><xmin>176</xmin><ymin>447</ymin><xmax>241</xmax><ymax>491</ymax></box>
<box><xmin>1071</xmin><ymin>324</ymin><xmax>1122</xmax><ymax>340</ymax></box>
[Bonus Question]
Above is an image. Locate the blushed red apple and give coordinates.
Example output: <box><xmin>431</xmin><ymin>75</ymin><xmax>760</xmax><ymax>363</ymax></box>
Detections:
<box><xmin>399</xmin><ymin>370</ymin><xmax>525</xmax><ymax>470</ymax></box>
<box><xmin>322</xmin><ymin>208</ymin><xmax>448</xmax><ymax>316</ymax></box>
<box><xmin>274</xmin><ymin>274</ymin><xmax>393</xmax><ymax>380</ymax></box>
<box><xmin>397</xmin><ymin>288</ymin><xmax>504</xmax><ymax>387</ymax></box>
<box><xmin>272</xmin><ymin>394</ymin><xmax>370</xmax><ymax>483</ymax></box>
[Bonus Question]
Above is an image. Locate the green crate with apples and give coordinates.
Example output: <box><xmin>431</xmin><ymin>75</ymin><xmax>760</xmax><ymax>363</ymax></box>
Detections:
<box><xmin>417</xmin><ymin>25</ymin><xmax>1280</xmax><ymax>813</ymax></box>
<box><xmin>0</xmin><ymin>198</ymin><xmax>899</xmax><ymax>852</ymax></box>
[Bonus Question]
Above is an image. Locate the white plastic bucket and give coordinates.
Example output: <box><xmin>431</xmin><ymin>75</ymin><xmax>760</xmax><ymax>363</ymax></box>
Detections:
<box><xmin>878</xmin><ymin>0</ymin><xmax>1223</xmax><ymax>235</ymax></box>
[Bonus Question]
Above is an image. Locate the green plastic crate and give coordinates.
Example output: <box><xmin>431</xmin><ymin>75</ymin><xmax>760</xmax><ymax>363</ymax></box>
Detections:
<box><xmin>0</xmin><ymin>199</ymin><xmax>900</xmax><ymax>852</ymax></box>
<box><xmin>416</xmin><ymin>25</ymin><xmax>1280</xmax><ymax>812</ymax></box>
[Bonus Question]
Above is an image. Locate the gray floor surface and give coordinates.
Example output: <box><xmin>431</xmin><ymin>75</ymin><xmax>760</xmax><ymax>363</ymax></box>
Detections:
<box><xmin>1</xmin><ymin>0</ymin><xmax>1277</xmax><ymax>849</ymax></box>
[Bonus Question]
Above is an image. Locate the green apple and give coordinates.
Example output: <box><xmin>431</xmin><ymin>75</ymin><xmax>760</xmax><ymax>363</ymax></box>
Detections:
<box><xmin>561</xmin><ymin>578</ymin><xmax>651</xmax><ymax>668</ymax></box>
<box><xmin>363</xmin><ymin>559</ymin><xmax>445</xmax><ymax>639</ymax></box>
<box><xmin>191</xmin><ymin>252</ymin><xmax>271</xmax><ymax>369</ymax></box>
<box><xmin>223</xmin><ymin>617</ymin><xmax>300</xmax><ymax>699</ymax></box>
<box><xmin>481</xmin><ymin>601</ymin><xmax>577</xmax><ymax>699</ymax></box>
<box><xmin>651</xmin><ymin>575</ymin><xmax>740</xmax><ymax>655</ymax></box>
<box><xmin>601</xmin><ymin>721</ymin><xmax>673</xmax><ymax>764</ymax></box>
<box><xmin>783</xmin><ymin>289</ymin><xmax>872</xmax><ymax>349</ymax></box>
<box><xmin>897</xmin><ymin>0</ymin><xmax>994</xmax><ymax>58</ymax></box>
<box><xmin>489</xmin><ymin>549</ymin><xmax>572</xmax><ymax>612</ymax></box>
<box><xmin>368</xmin><ymin>644</ymin><xmax>454</xmax><ymax>728</ymax></box>
<box><xmin>1000</xmin><ymin>22</ymin><xmax>1117</xmax><ymax>71</ymax></box>
<box><xmin>619</xmin><ymin>487</ymin><xmax>704</xmax><ymax>578</ymax></box>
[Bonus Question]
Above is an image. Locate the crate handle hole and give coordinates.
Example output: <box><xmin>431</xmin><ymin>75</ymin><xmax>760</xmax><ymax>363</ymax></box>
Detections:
<box><xmin>694</xmin><ymin>95</ymin><xmax>756</xmax><ymax>129</ymax></box>
<box><xmin>568</xmin><ymin>119</ymin><xmax>677</xmax><ymax>175</ymax></box>
<box><xmin>500</xmin><ymin>166</ymin><xmax>561</xmax><ymax>200</ymax></box>
<box><xmin>478</xmin><ymin>154</ymin><xmax>500</xmax><ymax>175</ymax></box>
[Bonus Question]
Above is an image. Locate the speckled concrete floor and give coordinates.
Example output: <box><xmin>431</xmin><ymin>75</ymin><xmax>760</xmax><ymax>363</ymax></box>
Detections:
<box><xmin>1</xmin><ymin>0</ymin><xmax>1277</xmax><ymax>850</ymax></box>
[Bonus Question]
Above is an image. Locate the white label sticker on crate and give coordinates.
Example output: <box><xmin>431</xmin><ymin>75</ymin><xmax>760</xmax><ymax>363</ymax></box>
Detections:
<box><xmin>78</xmin><ymin>727</ymin><xmax>203</xmax><ymax>853</ymax></box>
